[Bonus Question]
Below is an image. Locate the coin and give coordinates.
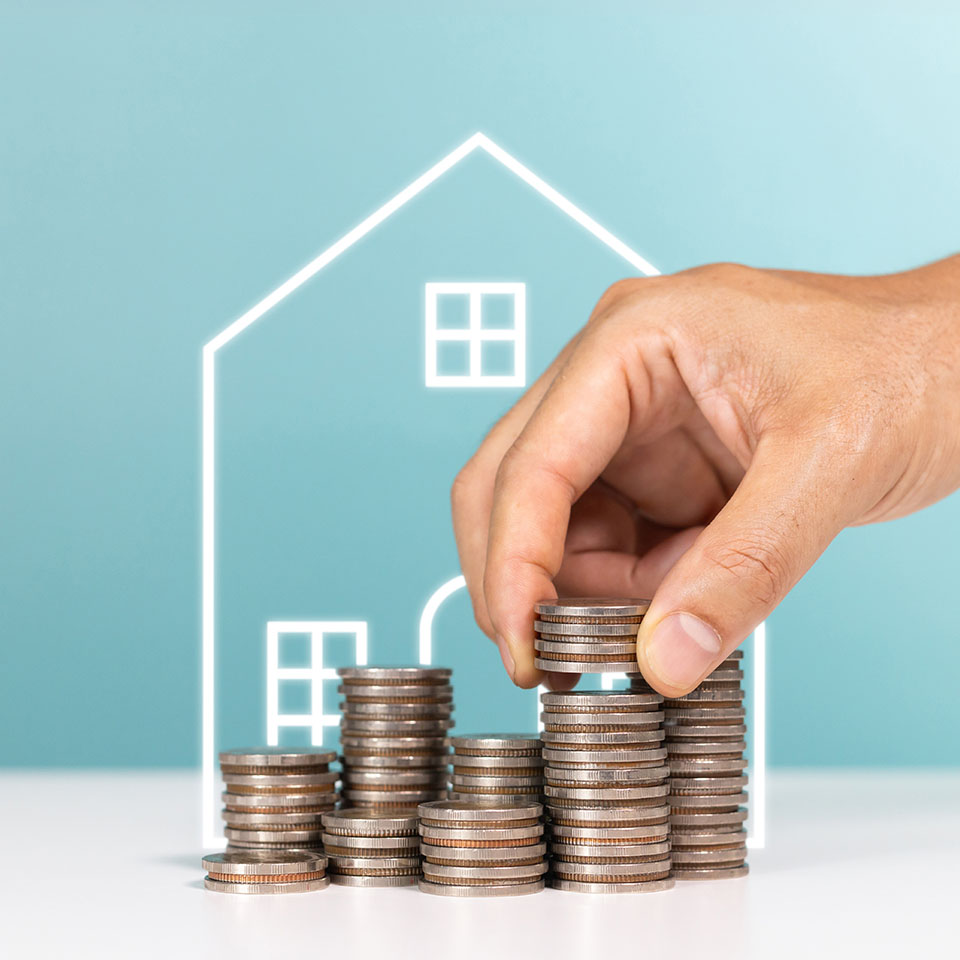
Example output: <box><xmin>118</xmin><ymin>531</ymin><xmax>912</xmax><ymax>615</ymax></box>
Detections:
<box><xmin>343</xmin><ymin>702</ymin><xmax>454</xmax><ymax>718</ymax></box>
<box><xmin>421</xmin><ymin>862</ymin><xmax>548</xmax><ymax>882</ymax></box>
<box><xmin>534</xmin><ymin>621</ymin><xmax>639</xmax><ymax>637</ymax></box>
<box><xmin>330</xmin><ymin>875</ymin><xmax>419</xmax><ymax>887</ymax></box>
<box><xmin>321</xmin><ymin>833</ymin><xmax>420</xmax><ymax>853</ymax></box>
<box><xmin>337</xmin><ymin>683</ymin><xmax>454</xmax><ymax>701</ymax></box>
<box><xmin>545</xmin><ymin>766</ymin><xmax>669</xmax><ymax>785</ymax></box>
<box><xmin>449</xmin><ymin>734</ymin><xmax>542</xmax><ymax>756</ymax></box>
<box><xmin>540</xmin><ymin>710</ymin><xmax>664</xmax><ymax>730</ymax></box>
<box><xmin>664</xmin><ymin>689</ymin><xmax>745</xmax><ymax>703</ymax></box>
<box><xmin>223</xmin><ymin>827</ymin><xmax>324</xmax><ymax>843</ymax></box>
<box><xmin>661</xmin><ymin>724</ymin><xmax>747</xmax><ymax>739</ymax></box>
<box><xmin>420</xmin><ymin>842</ymin><xmax>548</xmax><ymax>864</ymax></box>
<box><xmin>340</xmin><ymin>718</ymin><xmax>454</xmax><ymax>735</ymax></box>
<box><xmin>534</xmin><ymin>599</ymin><xmax>651</xmax><ymax>618</ymax></box>
<box><xmin>551</xmin><ymin>859</ymin><xmax>671</xmax><ymax>879</ymax></box>
<box><xmin>341</xmin><ymin>789</ymin><xmax>448</xmax><ymax>805</ymax></box>
<box><xmin>535</xmin><ymin>639</ymin><xmax>638</xmax><ymax>656</ymax></box>
<box><xmin>535</xmin><ymin>658</ymin><xmax>641</xmax><ymax>673</ymax></box>
<box><xmin>663</xmin><ymin>706</ymin><xmax>746</xmax><ymax>721</ymax></box>
<box><xmin>453</xmin><ymin>754</ymin><xmax>543</xmax><ymax>771</ymax></box>
<box><xmin>451</xmin><ymin>774</ymin><xmax>544</xmax><ymax>788</ymax></box>
<box><xmin>339</xmin><ymin>736</ymin><xmax>449</xmax><ymax>752</ymax></box>
<box><xmin>218</xmin><ymin>748</ymin><xmax>337</xmax><ymax>768</ymax></box>
<box><xmin>668</xmin><ymin>792</ymin><xmax>749</xmax><ymax>810</ymax></box>
<box><xmin>221</xmin><ymin>811</ymin><xmax>327</xmax><ymax>827</ymax></box>
<box><xmin>672</xmin><ymin>865</ymin><xmax>749</xmax><ymax>881</ymax></box>
<box><xmin>202</xmin><ymin>850</ymin><xmax>326</xmax><ymax>875</ymax></box>
<box><xmin>545</xmin><ymin>784</ymin><xmax>669</xmax><ymax>802</ymax></box>
<box><xmin>341</xmin><ymin>770</ymin><xmax>449</xmax><ymax>787</ymax></box>
<box><xmin>204</xmin><ymin>877</ymin><xmax>330</xmax><ymax>894</ymax></box>
<box><xmin>548</xmin><ymin>822</ymin><xmax>671</xmax><ymax>843</ymax></box>
<box><xmin>222</xmin><ymin>792</ymin><xmax>337</xmax><ymax>810</ymax></box>
<box><xmin>546</xmin><ymin>805</ymin><xmax>670</xmax><ymax>827</ymax></box>
<box><xmin>671</xmin><ymin>829</ymin><xmax>748</xmax><ymax>846</ymax></box>
<box><xmin>668</xmin><ymin>775</ymin><xmax>749</xmax><ymax>795</ymax></box>
<box><xmin>669</xmin><ymin>810</ymin><xmax>748</xmax><ymax>828</ymax></box>
<box><xmin>542</xmin><ymin>748</ymin><xmax>667</xmax><ymax>766</ymax></box>
<box><xmin>541</xmin><ymin>729</ymin><xmax>664</xmax><ymax>746</ymax></box>
<box><xmin>549</xmin><ymin>878</ymin><xmax>674</xmax><ymax>894</ymax></box>
<box><xmin>668</xmin><ymin>757</ymin><xmax>748</xmax><ymax>775</ymax></box>
<box><xmin>670</xmin><ymin>845</ymin><xmax>747</xmax><ymax>865</ymax></box>
<box><xmin>418</xmin><ymin>800</ymin><xmax>542</xmax><ymax>822</ymax></box>
<box><xmin>321</xmin><ymin>810</ymin><xmax>420</xmax><ymax>836</ymax></box>
<box><xmin>337</xmin><ymin>667</ymin><xmax>452</xmax><ymax>683</ymax></box>
<box><xmin>418</xmin><ymin>879</ymin><xmax>545</xmax><ymax>897</ymax></box>
<box><xmin>418</xmin><ymin>824</ymin><xmax>543</xmax><ymax>843</ymax></box>
<box><xmin>540</xmin><ymin>691</ymin><xmax>662</xmax><ymax>710</ymax></box>
<box><xmin>340</xmin><ymin>753</ymin><xmax>449</xmax><ymax>770</ymax></box>
<box><xmin>549</xmin><ymin>841</ymin><xmax>673</xmax><ymax>861</ymax></box>
<box><xmin>665</xmin><ymin>740</ymin><xmax>747</xmax><ymax>757</ymax></box>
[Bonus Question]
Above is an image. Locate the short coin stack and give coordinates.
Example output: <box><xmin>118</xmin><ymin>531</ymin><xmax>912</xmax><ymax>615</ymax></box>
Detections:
<box><xmin>541</xmin><ymin>688</ymin><xmax>674</xmax><ymax>893</ymax></box>
<box><xmin>202</xmin><ymin>849</ymin><xmax>329</xmax><ymax>894</ymax></box>
<box><xmin>338</xmin><ymin>667</ymin><xmax>453</xmax><ymax>810</ymax></box>
<box><xmin>321</xmin><ymin>809</ymin><xmax>422</xmax><ymax>886</ymax></box>
<box><xmin>631</xmin><ymin>650</ymin><xmax>749</xmax><ymax>880</ymax></box>
<box><xmin>220</xmin><ymin>747</ymin><xmax>338</xmax><ymax>852</ymax></box>
<box><xmin>448</xmin><ymin>734</ymin><xmax>544</xmax><ymax>802</ymax></box>
<box><xmin>417</xmin><ymin>800</ymin><xmax>547</xmax><ymax>897</ymax></box>
<box><xmin>533</xmin><ymin>598</ymin><xmax>649</xmax><ymax>674</ymax></box>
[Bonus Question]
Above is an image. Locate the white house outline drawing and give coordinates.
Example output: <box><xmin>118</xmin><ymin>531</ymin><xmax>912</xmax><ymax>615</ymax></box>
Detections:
<box><xmin>425</xmin><ymin>281</ymin><xmax>526</xmax><ymax>387</ymax></box>
<box><xmin>201</xmin><ymin>131</ymin><xmax>767</xmax><ymax>849</ymax></box>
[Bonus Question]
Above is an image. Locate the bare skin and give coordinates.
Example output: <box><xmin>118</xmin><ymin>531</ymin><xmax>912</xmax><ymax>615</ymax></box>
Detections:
<box><xmin>451</xmin><ymin>256</ymin><xmax>960</xmax><ymax>696</ymax></box>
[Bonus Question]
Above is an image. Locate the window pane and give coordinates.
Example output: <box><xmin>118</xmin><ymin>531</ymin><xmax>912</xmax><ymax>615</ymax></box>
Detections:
<box><xmin>435</xmin><ymin>340</ymin><xmax>471</xmax><ymax>376</ymax></box>
<box><xmin>480</xmin><ymin>340</ymin><xmax>516</xmax><ymax>377</ymax></box>
<box><xmin>480</xmin><ymin>293</ymin><xmax>517</xmax><ymax>329</ymax></box>
<box><xmin>435</xmin><ymin>293</ymin><xmax>471</xmax><ymax>329</ymax></box>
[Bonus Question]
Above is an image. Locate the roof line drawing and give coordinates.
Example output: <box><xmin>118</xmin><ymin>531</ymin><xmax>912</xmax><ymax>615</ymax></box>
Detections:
<box><xmin>199</xmin><ymin>130</ymin><xmax>766</xmax><ymax>850</ymax></box>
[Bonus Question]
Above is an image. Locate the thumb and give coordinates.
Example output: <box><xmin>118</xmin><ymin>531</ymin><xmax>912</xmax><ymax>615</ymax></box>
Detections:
<box><xmin>635</xmin><ymin>440</ymin><xmax>845</xmax><ymax>696</ymax></box>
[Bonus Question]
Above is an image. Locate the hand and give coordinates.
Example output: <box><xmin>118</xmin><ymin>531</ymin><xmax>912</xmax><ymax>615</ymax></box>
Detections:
<box><xmin>451</xmin><ymin>258</ymin><xmax>960</xmax><ymax>694</ymax></box>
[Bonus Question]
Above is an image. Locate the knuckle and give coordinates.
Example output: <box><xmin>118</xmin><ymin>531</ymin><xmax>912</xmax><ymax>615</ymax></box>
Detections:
<box><xmin>450</xmin><ymin>458</ymin><xmax>479</xmax><ymax>510</ymax></box>
<box><xmin>704</xmin><ymin>534</ymin><xmax>788</xmax><ymax>608</ymax></box>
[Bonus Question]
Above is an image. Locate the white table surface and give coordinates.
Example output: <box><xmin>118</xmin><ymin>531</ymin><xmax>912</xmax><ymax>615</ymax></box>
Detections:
<box><xmin>1</xmin><ymin>770</ymin><xmax>957</xmax><ymax>959</ymax></box>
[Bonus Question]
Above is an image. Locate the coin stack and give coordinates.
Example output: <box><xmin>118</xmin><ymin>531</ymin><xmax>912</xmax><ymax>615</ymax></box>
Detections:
<box><xmin>448</xmin><ymin>734</ymin><xmax>544</xmax><ymax>802</ymax></box>
<box><xmin>631</xmin><ymin>650</ymin><xmax>749</xmax><ymax>880</ymax></box>
<box><xmin>541</xmin><ymin>687</ymin><xmax>674</xmax><ymax>893</ymax></box>
<box><xmin>220</xmin><ymin>747</ymin><xmax>338</xmax><ymax>852</ymax></box>
<box><xmin>533</xmin><ymin>598</ymin><xmax>648</xmax><ymax>674</ymax></box>
<box><xmin>338</xmin><ymin>667</ymin><xmax>452</xmax><ymax>810</ymax></box>
<box><xmin>321</xmin><ymin>809</ymin><xmax>422</xmax><ymax>886</ymax></box>
<box><xmin>202</xmin><ymin>849</ymin><xmax>329</xmax><ymax>894</ymax></box>
<box><xmin>417</xmin><ymin>800</ymin><xmax>547</xmax><ymax>897</ymax></box>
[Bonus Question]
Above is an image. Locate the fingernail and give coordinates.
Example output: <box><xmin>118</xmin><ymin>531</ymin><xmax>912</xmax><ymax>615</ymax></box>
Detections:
<box><xmin>495</xmin><ymin>635</ymin><xmax>516</xmax><ymax>680</ymax></box>
<box><xmin>643</xmin><ymin>612</ymin><xmax>721</xmax><ymax>689</ymax></box>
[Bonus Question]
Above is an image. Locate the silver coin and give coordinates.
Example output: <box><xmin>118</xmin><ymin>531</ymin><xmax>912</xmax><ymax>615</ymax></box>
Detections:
<box><xmin>204</xmin><ymin>876</ymin><xmax>329</xmax><ymax>894</ymax></box>
<box><xmin>663</xmin><ymin>706</ymin><xmax>746</xmax><ymax>721</ymax></box>
<box><xmin>669</xmin><ymin>809</ymin><xmax>748</xmax><ymax>828</ymax></box>
<box><xmin>671</xmin><ymin>829</ymin><xmax>748</xmax><ymax>846</ymax></box>
<box><xmin>451</xmin><ymin>774</ymin><xmax>544</xmax><ymax>788</ymax></box>
<box><xmin>665</xmin><ymin>689</ymin><xmax>745</xmax><ymax>703</ymax></box>
<box><xmin>452</xmin><ymin>754</ymin><xmax>543</xmax><ymax>770</ymax></box>
<box><xmin>341</xmin><ymin>718</ymin><xmax>454</xmax><ymax>734</ymax></box>
<box><xmin>546</xmin><ymin>804</ymin><xmax>670</xmax><ymax>825</ymax></box>
<box><xmin>534</xmin><ymin>599</ymin><xmax>651</xmax><ymax>618</ymax></box>
<box><xmin>418</xmin><ymin>799</ymin><xmax>542</xmax><ymax>822</ymax></box>
<box><xmin>535</xmin><ymin>658</ymin><xmax>641</xmax><ymax>674</ymax></box>
<box><xmin>339</xmin><ymin>736</ymin><xmax>449</xmax><ymax>751</ymax></box>
<box><xmin>222</xmin><ymin>791</ymin><xmax>337</xmax><ymax>809</ymax></box>
<box><xmin>552</xmin><ymin>859</ymin><xmax>670</xmax><ymax>878</ymax></box>
<box><xmin>225</xmin><ymin>840</ymin><xmax>323</xmax><ymax>852</ymax></box>
<box><xmin>549</xmin><ymin>878</ymin><xmax>674</xmax><ymax>894</ymax></box>
<box><xmin>422</xmin><ymin>862</ymin><xmax>547</xmax><ymax>881</ymax></box>
<box><xmin>669</xmin><ymin>792</ymin><xmax>749</xmax><ymax>810</ymax></box>
<box><xmin>202</xmin><ymin>849</ymin><xmax>327</xmax><ymax>875</ymax></box>
<box><xmin>321</xmin><ymin>809</ymin><xmax>420</xmax><ymax>836</ymax></box>
<box><xmin>337</xmin><ymin>667</ymin><xmax>452</xmax><ymax>682</ymax></box>
<box><xmin>341</xmin><ymin>753</ymin><xmax>450</xmax><ymax>770</ymax></box>
<box><xmin>668</xmin><ymin>775</ymin><xmax>749</xmax><ymax>793</ymax></box>
<box><xmin>702</xmin><ymin>668</ymin><xmax>743</xmax><ymax>682</ymax></box>
<box><xmin>341</xmin><ymin>789</ymin><xmax>448</xmax><ymax>804</ymax></box>
<box><xmin>449</xmin><ymin>734</ymin><xmax>541</xmax><ymax>752</ymax></box>
<box><xmin>221</xmin><ymin>811</ymin><xmax>326</xmax><ymax>827</ymax></box>
<box><xmin>535</xmin><ymin>639</ymin><xmax>637</xmax><ymax>655</ymax></box>
<box><xmin>418</xmin><ymin>879</ymin><xmax>545</xmax><ymax>897</ymax></box>
<box><xmin>541</xmin><ymin>710</ymin><xmax>664</xmax><ymax>728</ymax></box>
<box><xmin>330</xmin><ymin>874</ymin><xmax>420</xmax><ymax>887</ymax></box>
<box><xmin>218</xmin><ymin>748</ymin><xmax>337</xmax><ymax>768</ymax></box>
<box><xmin>534</xmin><ymin>620</ymin><xmax>640</xmax><ymax>637</ymax></box>
<box><xmin>663</xmin><ymin>724</ymin><xmax>747</xmax><ymax>739</ymax></box>
<box><xmin>341</xmin><ymin>770</ymin><xmax>449</xmax><ymax>787</ymax></box>
<box><xmin>545</xmin><ymin>784</ymin><xmax>669</xmax><ymax>801</ymax></box>
<box><xmin>542</xmin><ymin>747</ymin><xmax>667</xmax><ymax>766</ymax></box>
<box><xmin>666</xmin><ymin>741</ymin><xmax>747</xmax><ymax>756</ymax></box>
<box><xmin>418</xmin><ymin>824</ymin><xmax>544</xmax><ymax>842</ymax></box>
<box><xmin>223</xmin><ymin>827</ymin><xmax>324</xmax><ymax>843</ymax></box>
<box><xmin>541</xmin><ymin>691</ymin><xmax>662</xmax><ymax>709</ymax></box>
<box><xmin>221</xmin><ymin>771</ymin><xmax>339</xmax><ymax>788</ymax></box>
<box><xmin>337</xmin><ymin>683</ymin><xmax>453</xmax><ymax>700</ymax></box>
<box><xmin>550</xmin><ymin>840</ymin><xmax>672</xmax><ymax>860</ymax></box>
<box><xmin>449</xmin><ymin>791</ymin><xmax>541</xmax><ymax>802</ymax></box>
<box><xmin>545</xmin><ymin>766</ymin><xmax>669</xmax><ymax>785</ymax></box>
<box><xmin>670</xmin><ymin>845</ymin><xmax>747</xmax><ymax>865</ymax></box>
<box><xmin>342</xmin><ymin>702</ymin><xmax>454</xmax><ymax>718</ymax></box>
<box><xmin>420</xmin><ymin>842</ymin><xmax>548</xmax><ymax>863</ymax></box>
<box><xmin>672</xmin><ymin>864</ymin><xmax>749</xmax><ymax>881</ymax></box>
<box><xmin>321</xmin><ymin>833</ymin><xmax>420</xmax><ymax>852</ymax></box>
<box><xmin>548</xmin><ymin>822</ymin><xmax>671</xmax><ymax>842</ymax></box>
<box><xmin>542</xmin><ymin>729</ymin><xmax>664</xmax><ymax>746</ymax></box>
<box><xmin>327</xmin><ymin>855</ymin><xmax>420</xmax><ymax>870</ymax></box>
<box><xmin>668</xmin><ymin>757</ymin><xmax>748</xmax><ymax>775</ymax></box>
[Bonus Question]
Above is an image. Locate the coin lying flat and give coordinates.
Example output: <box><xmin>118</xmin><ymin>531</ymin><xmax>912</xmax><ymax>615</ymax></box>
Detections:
<box><xmin>541</xmin><ymin>710</ymin><xmax>664</xmax><ymax>730</ymax></box>
<box><xmin>420</xmin><ymin>842</ymin><xmax>548</xmax><ymax>864</ymax></box>
<box><xmin>669</xmin><ymin>809</ymin><xmax>749</xmax><ymax>828</ymax></box>
<box><xmin>321</xmin><ymin>809</ymin><xmax>420</xmax><ymax>836</ymax></box>
<box><xmin>670</xmin><ymin>845</ymin><xmax>747</xmax><ymax>865</ymax></box>
<box><xmin>418</xmin><ymin>879</ymin><xmax>545</xmax><ymax>897</ymax></box>
<box><xmin>223</xmin><ymin>827</ymin><xmax>324</xmax><ymax>843</ymax></box>
<box><xmin>202</xmin><ymin>850</ymin><xmax>329</xmax><ymax>894</ymax></box>
<box><xmin>342</xmin><ymin>770</ymin><xmax>450</xmax><ymax>787</ymax></box>
<box><xmin>337</xmin><ymin>683</ymin><xmax>454</xmax><ymax>701</ymax></box>
<box><xmin>666</xmin><ymin>740</ymin><xmax>747</xmax><ymax>757</ymax></box>
<box><xmin>421</xmin><ymin>862</ymin><xmax>547</xmax><ymax>882</ymax></box>
<box><xmin>546</xmin><ymin>804</ymin><xmax>670</xmax><ymax>827</ymax></box>
<box><xmin>672</xmin><ymin>864</ymin><xmax>749</xmax><ymax>881</ymax></box>
<box><xmin>542</xmin><ymin>748</ymin><xmax>667</xmax><ymax>766</ymax></box>
<box><xmin>545</xmin><ymin>766</ymin><xmax>669</xmax><ymax>786</ymax></box>
<box><xmin>449</xmin><ymin>734</ymin><xmax>542</xmax><ymax>755</ymax></box>
<box><xmin>419</xmin><ymin>824</ymin><xmax>543</xmax><ymax>843</ymax></box>
<box><xmin>204</xmin><ymin>877</ymin><xmax>330</xmax><ymax>894</ymax></box>
<box><xmin>535</xmin><ymin>621</ymin><xmax>640</xmax><ymax>637</ymax></box>
<box><xmin>541</xmin><ymin>691</ymin><xmax>662</xmax><ymax>711</ymax></box>
<box><xmin>221</xmin><ymin>811</ymin><xmax>327</xmax><ymax>828</ymax></box>
<box><xmin>548</xmin><ymin>822</ymin><xmax>671</xmax><ymax>843</ymax></box>
<box><xmin>337</xmin><ymin>667</ymin><xmax>452</xmax><ymax>684</ymax></box>
<box><xmin>222</xmin><ymin>791</ymin><xmax>337</xmax><ymax>810</ymax></box>
<box><xmin>321</xmin><ymin>833</ymin><xmax>420</xmax><ymax>852</ymax></box>
<box><xmin>222</xmin><ymin>771</ymin><xmax>339</xmax><ymax>788</ymax></box>
<box><xmin>418</xmin><ymin>800</ymin><xmax>542</xmax><ymax>823</ymax></box>
<box><xmin>218</xmin><ymin>748</ymin><xmax>337</xmax><ymax>768</ymax></box>
<box><xmin>535</xmin><ymin>658</ymin><xmax>642</xmax><ymax>674</ymax></box>
<box><xmin>341</xmin><ymin>753</ymin><xmax>450</xmax><ymax>770</ymax></box>
<box><xmin>535</xmin><ymin>639</ymin><xmax>638</xmax><ymax>656</ymax></box>
<box><xmin>331</xmin><ymin>874</ymin><xmax>419</xmax><ymax>887</ymax></box>
<box><xmin>343</xmin><ymin>701</ymin><xmax>454</xmax><ymax>718</ymax></box>
<box><xmin>551</xmin><ymin>859</ymin><xmax>671</xmax><ymax>881</ymax></box>
<box><xmin>550</xmin><ymin>878</ymin><xmax>675</xmax><ymax>894</ymax></box>
<box><xmin>541</xmin><ymin>729</ymin><xmax>664</xmax><ymax>747</ymax></box>
<box><xmin>534</xmin><ymin>599</ymin><xmax>651</xmax><ymax>618</ymax></box>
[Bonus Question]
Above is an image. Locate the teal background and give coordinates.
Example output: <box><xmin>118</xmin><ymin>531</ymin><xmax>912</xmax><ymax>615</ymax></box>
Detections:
<box><xmin>2</xmin><ymin>2</ymin><xmax>959</xmax><ymax>767</ymax></box>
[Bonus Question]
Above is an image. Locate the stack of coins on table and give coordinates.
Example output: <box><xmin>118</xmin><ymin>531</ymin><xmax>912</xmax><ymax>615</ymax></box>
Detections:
<box><xmin>540</xmin><ymin>688</ymin><xmax>674</xmax><ymax>894</ymax></box>
<box><xmin>202</xmin><ymin>849</ymin><xmax>329</xmax><ymax>894</ymax></box>
<box><xmin>338</xmin><ymin>667</ymin><xmax>452</xmax><ymax>810</ymax></box>
<box><xmin>533</xmin><ymin>598</ymin><xmax>648</xmax><ymax>675</ymax></box>
<box><xmin>631</xmin><ymin>651</ymin><xmax>749</xmax><ymax>880</ymax></box>
<box><xmin>448</xmin><ymin>734</ymin><xmax>544</xmax><ymax>802</ymax></box>
<box><xmin>320</xmin><ymin>809</ymin><xmax>422</xmax><ymax>887</ymax></box>
<box><xmin>219</xmin><ymin>747</ymin><xmax>338</xmax><ymax>852</ymax></box>
<box><xmin>417</xmin><ymin>800</ymin><xmax>547</xmax><ymax>897</ymax></box>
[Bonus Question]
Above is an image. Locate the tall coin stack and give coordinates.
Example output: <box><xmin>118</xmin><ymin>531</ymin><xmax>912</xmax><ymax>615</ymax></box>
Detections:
<box><xmin>448</xmin><ymin>734</ymin><xmax>544</xmax><ymax>802</ymax></box>
<box><xmin>533</xmin><ymin>597</ymin><xmax>648</xmax><ymax>675</ymax></box>
<box><xmin>321</xmin><ymin>809</ymin><xmax>422</xmax><ymax>887</ymax></box>
<box><xmin>337</xmin><ymin>667</ymin><xmax>452</xmax><ymax>810</ymax></box>
<box><xmin>540</xmin><ymin>687</ymin><xmax>673</xmax><ymax>894</ymax></box>
<box><xmin>417</xmin><ymin>800</ymin><xmax>547</xmax><ymax>897</ymax></box>
<box><xmin>631</xmin><ymin>650</ymin><xmax>749</xmax><ymax>880</ymax></box>
<box><xmin>220</xmin><ymin>747</ymin><xmax>338</xmax><ymax>852</ymax></box>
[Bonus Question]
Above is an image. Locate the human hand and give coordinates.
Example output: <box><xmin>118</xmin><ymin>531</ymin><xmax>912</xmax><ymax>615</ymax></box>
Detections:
<box><xmin>451</xmin><ymin>258</ymin><xmax>960</xmax><ymax>694</ymax></box>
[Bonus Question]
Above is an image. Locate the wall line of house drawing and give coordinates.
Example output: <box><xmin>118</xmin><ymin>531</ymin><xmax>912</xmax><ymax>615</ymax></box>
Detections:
<box><xmin>200</xmin><ymin>131</ymin><xmax>767</xmax><ymax>850</ymax></box>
